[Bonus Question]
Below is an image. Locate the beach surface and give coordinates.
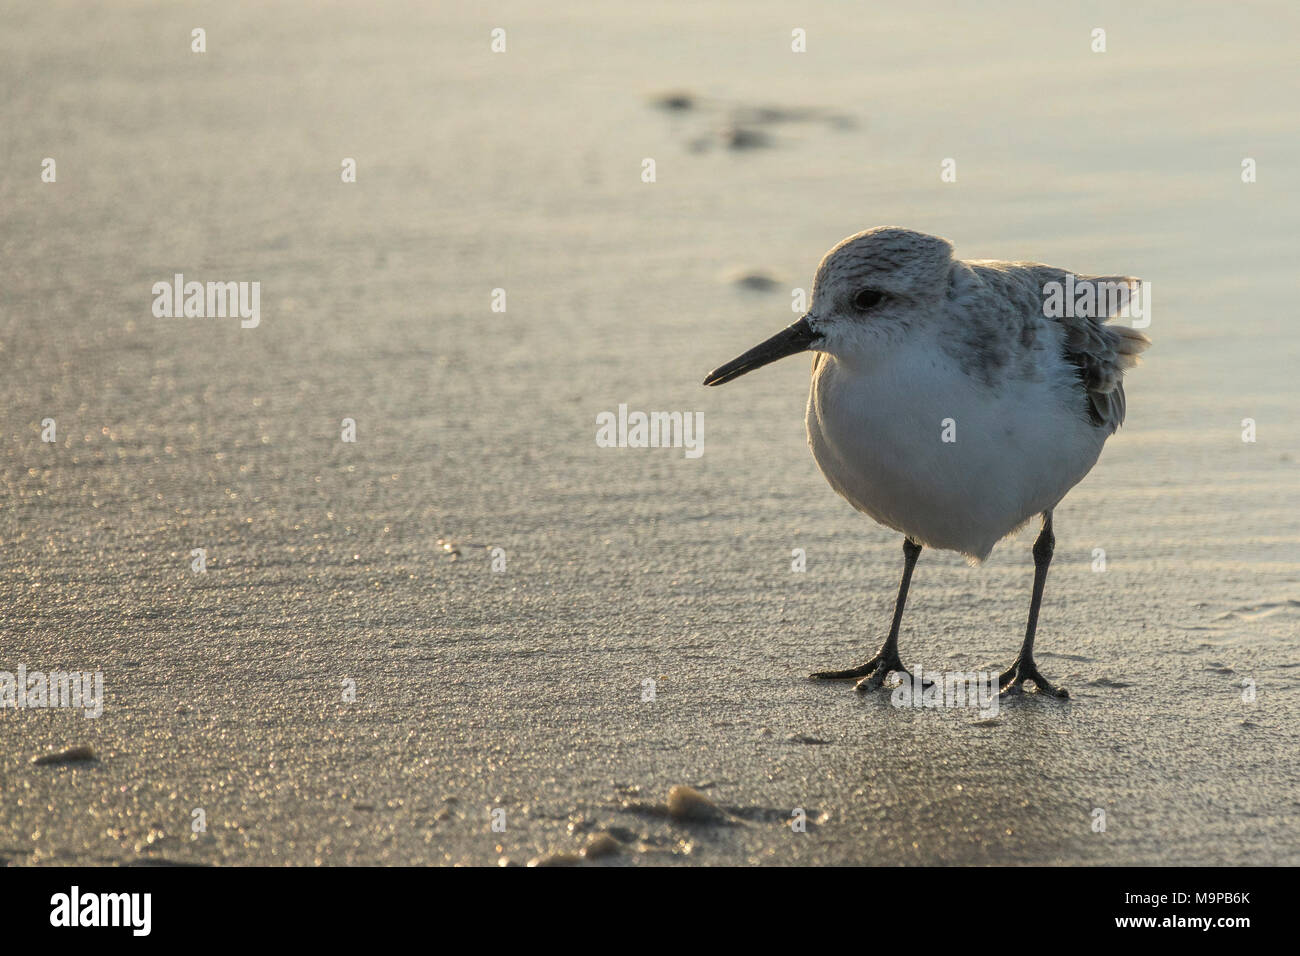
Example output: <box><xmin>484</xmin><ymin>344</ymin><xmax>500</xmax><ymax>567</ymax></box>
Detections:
<box><xmin>2</xmin><ymin>1</ymin><xmax>1298</xmax><ymax>865</ymax></box>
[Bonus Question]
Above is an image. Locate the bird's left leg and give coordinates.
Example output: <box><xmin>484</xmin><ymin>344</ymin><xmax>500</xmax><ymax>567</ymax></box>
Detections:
<box><xmin>1000</xmin><ymin>511</ymin><xmax>1069</xmax><ymax>698</ymax></box>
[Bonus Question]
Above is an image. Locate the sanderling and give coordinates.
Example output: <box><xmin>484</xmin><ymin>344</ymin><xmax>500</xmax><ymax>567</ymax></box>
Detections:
<box><xmin>703</xmin><ymin>227</ymin><xmax>1150</xmax><ymax>697</ymax></box>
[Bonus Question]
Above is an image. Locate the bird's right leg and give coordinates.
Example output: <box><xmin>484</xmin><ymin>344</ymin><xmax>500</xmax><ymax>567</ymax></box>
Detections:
<box><xmin>811</xmin><ymin>537</ymin><xmax>921</xmax><ymax>693</ymax></box>
<box><xmin>999</xmin><ymin>511</ymin><xmax>1068</xmax><ymax>698</ymax></box>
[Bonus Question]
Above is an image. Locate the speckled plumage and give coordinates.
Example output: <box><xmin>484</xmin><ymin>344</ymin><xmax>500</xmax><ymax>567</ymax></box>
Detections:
<box><xmin>810</xmin><ymin>227</ymin><xmax>1149</xmax><ymax>434</ymax></box>
<box><xmin>800</xmin><ymin>226</ymin><xmax>1150</xmax><ymax>560</ymax></box>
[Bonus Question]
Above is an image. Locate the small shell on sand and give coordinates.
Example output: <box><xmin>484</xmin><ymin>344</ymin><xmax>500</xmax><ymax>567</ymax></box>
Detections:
<box><xmin>582</xmin><ymin>833</ymin><xmax>622</xmax><ymax>858</ymax></box>
<box><xmin>31</xmin><ymin>745</ymin><xmax>97</xmax><ymax>766</ymax></box>
<box><xmin>666</xmin><ymin>785</ymin><xmax>727</xmax><ymax>822</ymax></box>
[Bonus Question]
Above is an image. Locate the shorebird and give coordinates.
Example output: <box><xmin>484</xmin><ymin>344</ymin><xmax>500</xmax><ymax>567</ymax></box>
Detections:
<box><xmin>703</xmin><ymin>227</ymin><xmax>1149</xmax><ymax>697</ymax></box>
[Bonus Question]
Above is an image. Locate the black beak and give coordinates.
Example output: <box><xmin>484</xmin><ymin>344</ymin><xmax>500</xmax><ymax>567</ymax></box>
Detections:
<box><xmin>702</xmin><ymin>316</ymin><xmax>820</xmax><ymax>386</ymax></box>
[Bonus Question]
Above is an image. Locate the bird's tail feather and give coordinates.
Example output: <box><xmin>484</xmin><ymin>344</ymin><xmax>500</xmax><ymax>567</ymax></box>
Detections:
<box><xmin>1109</xmin><ymin>323</ymin><xmax>1151</xmax><ymax>370</ymax></box>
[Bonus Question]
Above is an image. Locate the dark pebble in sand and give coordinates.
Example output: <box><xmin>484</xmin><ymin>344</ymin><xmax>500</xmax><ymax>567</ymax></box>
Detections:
<box><xmin>785</xmin><ymin>733</ymin><xmax>829</xmax><ymax>745</ymax></box>
<box><xmin>32</xmin><ymin>745</ymin><xmax>97</xmax><ymax>766</ymax></box>
<box><xmin>721</xmin><ymin>126</ymin><xmax>770</xmax><ymax>150</ymax></box>
<box><xmin>732</xmin><ymin>272</ymin><xmax>781</xmax><ymax>292</ymax></box>
<box><xmin>651</xmin><ymin>91</ymin><xmax>695</xmax><ymax>111</ymax></box>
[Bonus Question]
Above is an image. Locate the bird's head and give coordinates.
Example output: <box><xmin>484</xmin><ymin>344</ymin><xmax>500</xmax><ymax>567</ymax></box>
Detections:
<box><xmin>703</xmin><ymin>227</ymin><xmax>955</xmax><ymax>386</ymax></box>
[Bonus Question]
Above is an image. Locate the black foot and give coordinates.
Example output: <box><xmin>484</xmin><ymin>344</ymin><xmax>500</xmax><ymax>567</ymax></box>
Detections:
<box><xmin>998</xmin><ymin>657</ymin><xmax>1069</xmax><ymax>698</ymax></box>
<box><xmin>812</xmin><ymin>651</ymin><xmax>917</xmax><ymax>694</ymax></box>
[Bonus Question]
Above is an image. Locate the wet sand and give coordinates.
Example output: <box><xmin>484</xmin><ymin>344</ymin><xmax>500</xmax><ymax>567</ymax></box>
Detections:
<box><xmin>2</xmin><ymin>1</ymin><xmax>1298</xmax><ymax>865</ymax></box>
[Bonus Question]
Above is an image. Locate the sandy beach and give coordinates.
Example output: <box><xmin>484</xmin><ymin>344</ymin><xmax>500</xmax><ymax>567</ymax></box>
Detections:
<box><xmin>2</xmin><ymin>1</ymin><xmax>1298</xmax><ymax>866</ymax></box>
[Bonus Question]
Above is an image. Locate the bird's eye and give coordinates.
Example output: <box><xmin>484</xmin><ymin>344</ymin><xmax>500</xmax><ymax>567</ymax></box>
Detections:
<box><xmin>853</xmin><ymin>289</ymin><xmax>884</xmax><ymax>311</ymax></box>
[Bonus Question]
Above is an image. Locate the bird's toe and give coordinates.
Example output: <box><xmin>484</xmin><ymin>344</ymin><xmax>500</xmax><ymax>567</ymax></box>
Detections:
<box><xmin>810</xmin><ymin>662</ymin><xmax>878</xmax><ymax>680</ymax></box>
<box><xmin>998</xmin><ymin>658</ymin><xmax>1069</xmax><ymax>699</ymax></box>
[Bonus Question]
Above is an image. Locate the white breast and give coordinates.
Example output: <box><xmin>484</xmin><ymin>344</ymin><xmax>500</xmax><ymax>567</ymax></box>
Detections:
<box><xmin>805</xmin><ymin>339</ymin><xmax>1107</xmax><ymax>561</ymax></box>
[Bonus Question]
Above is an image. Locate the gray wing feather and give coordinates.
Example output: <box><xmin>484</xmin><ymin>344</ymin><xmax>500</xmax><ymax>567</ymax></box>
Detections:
<box><xmin>1026</xmin><ymin>268</ymin><xmax>1151</xmax><ymax>433</ymax></box>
